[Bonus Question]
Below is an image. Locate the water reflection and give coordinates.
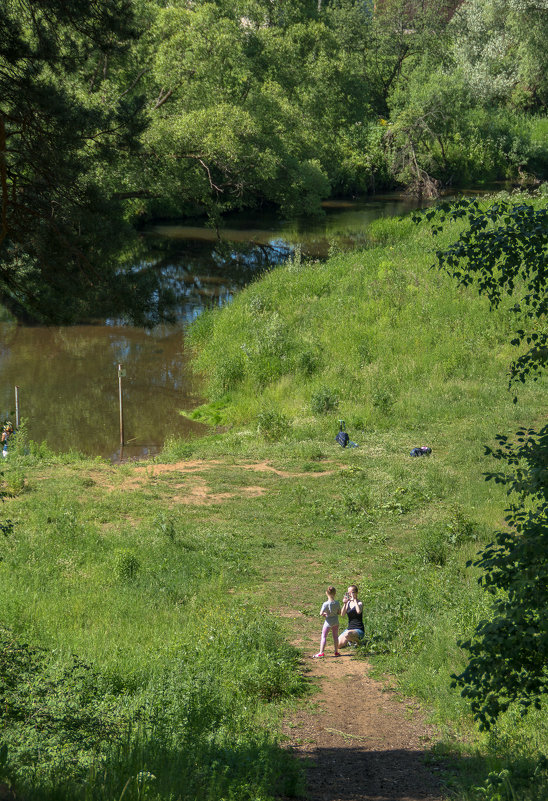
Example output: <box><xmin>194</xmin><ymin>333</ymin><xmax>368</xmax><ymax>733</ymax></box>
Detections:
<box><xmin>137</xmin><ymin>233</ymin><xmax>292</xmax><ymax>324</ymax></box>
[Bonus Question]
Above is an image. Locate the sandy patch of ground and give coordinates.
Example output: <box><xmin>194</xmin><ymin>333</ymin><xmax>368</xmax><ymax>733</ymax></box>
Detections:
<box><xmin>132</xmin><ymin>459</ymin><xmax>223</xmax><ymax>475</ymax></box>
<box><xmin>84</xmin><ymin>459</ymin><xmax>332</xmax><ymax>502</ymax></box>
<box><xmin>241</xmin><ymin>460</ymin><xmax>336</xmax><ymax>477</ymax></box>
<box><xmin>169</xmin><ymin>480</ymin><xmax>267</xmax><ymax>506</ymax></box>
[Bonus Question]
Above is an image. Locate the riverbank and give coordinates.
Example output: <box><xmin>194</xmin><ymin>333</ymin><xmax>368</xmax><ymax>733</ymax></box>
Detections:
<box><xmin>1</xmin><ymin>194</ymin><xmax>547</xmax><ymax>801</ymax></box>
<box><xmin>0</xmin><ymin>192</ymin><xmax>426</xmax><ymax>460</ymax></box>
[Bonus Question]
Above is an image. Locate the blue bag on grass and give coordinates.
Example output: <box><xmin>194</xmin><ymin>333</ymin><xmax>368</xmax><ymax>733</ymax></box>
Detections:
<box><xmin>410</xmin><ymin>446</ymin><xmax>432</xmax><ymax>457</ymax></box>
<box><xmin>335</xmin><ymin>420</ymin><xmax>349</xmax><ymax>448</ymax></box>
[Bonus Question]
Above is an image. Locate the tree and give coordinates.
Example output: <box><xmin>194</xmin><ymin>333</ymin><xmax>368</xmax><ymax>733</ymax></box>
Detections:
<box><xmin>454</xmin><ymin>424</ymin><xmax>548</xmax><ymax>729</ymax></box>
<box><xmin>426</xmin><ymin>197</ymin><xmax>547</xmax><ymax>384</ymax></box>
<box><xmin>129</xmin><ymin>0</ymin><xmax>386</xmax><ymax>217</ymax></box>
<box><xmin>420</xmin><ymin>195</ymin><xmax>548</xmax><ymax>729</ymax></box>
<box><xmin>0</xmin><ymin>0</ymin><xmax>169</xmax><ymax>324</ymax></box>
<box><xmin>386</xmin><ymin>68</ymin><xmax>473</xmax><ymax>196</ymax></box>
<box><xmin>363</xmin><ymin>0</ymin><xmax>455</xmax><ymax>115</ymax></box>
<box><xmin>451</xmin><ymin>0</ymin><xmax>548</xmax><ymax>110</ymax></box>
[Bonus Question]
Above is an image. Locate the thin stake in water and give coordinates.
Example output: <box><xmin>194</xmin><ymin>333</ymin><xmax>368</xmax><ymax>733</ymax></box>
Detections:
<box><xmin>118</xmin><ymin>364</ymin><xmax>125</xmax><ymax>447</ymax></box>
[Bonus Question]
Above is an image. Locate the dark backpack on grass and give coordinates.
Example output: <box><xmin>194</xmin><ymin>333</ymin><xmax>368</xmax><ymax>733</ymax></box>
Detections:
<box><xmin>410</xmin><ymin>446</ymin><xmax>432</xmax><ymax>457</ymax></box>
<box><xmin>335</xmin><ymin>421</ymin><xmax>349</xmax><ymax>448</ymax></box>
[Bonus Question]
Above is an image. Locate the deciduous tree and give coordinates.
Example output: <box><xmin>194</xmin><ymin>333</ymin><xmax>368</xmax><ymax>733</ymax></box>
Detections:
<box><xmin>421</xmin><ymin>195</ymin><xmax>548</xmax><ymax>729</ymax></box>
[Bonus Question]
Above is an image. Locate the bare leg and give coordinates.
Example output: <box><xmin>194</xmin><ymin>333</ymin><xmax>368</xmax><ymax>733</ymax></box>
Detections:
<box><xmin>320</xmin><ymin>622</ymin><xmax>328</xmax><ymax>653</ymax></box>
<box><xmin>332</xmin><ymin>625</ymin><xmax>340</xmax><ymax>655</ymax></box>
<box><xmin>314</xmin><ymin>622</ymin><xmax>330</xmax><ymax>656</ymax></box>
<box><xmin>339</xmin><ymin>630</ymin><xmax>361</xmax><ymax>649</ymax></box>
<box><xmin>338</xmin><ymin>631</ymin><xmax>348</xmax><ymax>649</ymax></box>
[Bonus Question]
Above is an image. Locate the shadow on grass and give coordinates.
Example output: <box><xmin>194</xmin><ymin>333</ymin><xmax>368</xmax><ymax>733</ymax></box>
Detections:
<box><xmin>426</xmin><ymin>742</ymin><xmax>548</xmax><ymax>801</ymax></box>
<box><xmin>7</xmin><ymin>737</ymin><xmax>305</xmax><ymax>801</ymax></box>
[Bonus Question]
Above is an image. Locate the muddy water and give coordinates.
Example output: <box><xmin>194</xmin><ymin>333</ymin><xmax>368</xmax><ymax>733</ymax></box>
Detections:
<box><xmin>0</xmin><ymin>323</ymin><xmax>205</xmax><ymax>461</ymax></box>
<box><xmin>0</xmin><ymin>194</ymin><xmax>425</xmax><ymax>460</ymax></box>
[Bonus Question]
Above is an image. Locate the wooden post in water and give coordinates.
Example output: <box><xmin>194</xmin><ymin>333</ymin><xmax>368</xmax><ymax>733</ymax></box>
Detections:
<box><xmin>14</xmin><ymin>386</ymin><xmax>20</xmax><ymax>428</ymax></box>
<box><xmin>118</xmin><ymin>364</ymin><xmax>125</xmax><ymax>447</ymax></box>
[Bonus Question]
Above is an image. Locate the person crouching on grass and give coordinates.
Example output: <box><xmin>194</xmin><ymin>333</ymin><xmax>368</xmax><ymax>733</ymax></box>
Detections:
<box><xmin>313</xmin><ymin>585</ymin><xmax>341</xmax><ymax>658</ymax></box>
<box><xmin>338</xmin><ymin>584</ymin><xmax>364</xmax><ymax>649</ymax></box>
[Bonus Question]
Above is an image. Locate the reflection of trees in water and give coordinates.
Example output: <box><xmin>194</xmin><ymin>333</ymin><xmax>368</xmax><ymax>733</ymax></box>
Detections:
<box><xmin>134</xmin><ymin>235</ymin><xmax>293</xmax><ymax>321</ymax></box>
<box><xmin>129</xmin><ymin>195</ymin><xmax>428</xmax><ymax>321</ymax></box>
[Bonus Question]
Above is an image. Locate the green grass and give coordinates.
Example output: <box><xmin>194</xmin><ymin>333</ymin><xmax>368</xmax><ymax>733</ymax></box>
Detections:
<box><xmin>1</xmin><ymin>193</ymin><xmax>547</xmax><ymax>801</ymax></box>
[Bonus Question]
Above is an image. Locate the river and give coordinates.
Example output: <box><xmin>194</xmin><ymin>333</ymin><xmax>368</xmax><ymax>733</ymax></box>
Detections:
<box><xmin>0</xmin><ymin>193</ymin><xmax>425</xmax><ymax>460</ymax></box>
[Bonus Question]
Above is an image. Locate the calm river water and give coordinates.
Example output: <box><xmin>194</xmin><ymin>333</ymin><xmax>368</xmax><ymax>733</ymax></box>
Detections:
<box><xmin>0</xmin><ymin>193</ymin><xmax>424</xmax><ymax>460</ymax></box>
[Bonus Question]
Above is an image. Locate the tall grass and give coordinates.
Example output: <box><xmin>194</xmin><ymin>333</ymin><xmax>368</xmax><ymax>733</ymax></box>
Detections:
<box><xmin>187</xmin><ymin>192</ymin><xmax>545</xmax><ymax>438</ymax></box>
<box><xmin>0</xmin><ymin>455</ymin><xmax>305</xmax><ymax>800</ymax></box>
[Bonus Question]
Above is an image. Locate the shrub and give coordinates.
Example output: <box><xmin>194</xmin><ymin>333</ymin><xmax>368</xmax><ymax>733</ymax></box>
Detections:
<box><xmin>256</xmin><ymin>409</ymin><xmax>289</xmax><ymax>441</ymax></box>
<box><xmin>447</xmin><ymin>504</ymin><xmax>481</xmax><ymax>546</ymax></box>
<box><xmin>154</xmin><ymin>514</ymin><xmax>176</xmax><ymax>542</ymax></box>
<box><xmin>310</xmin><ymin>386</ymin><xmax>339</xmax><ymax>415</ymax></box>
<box><xmin>297</xmin><ymin>347</ymin><xmax>320</xmax><ymax>376</ymax></box>
<box><xmin>0</xmin><ymin>628</ymin><xmax>128</xmax><ymax>789</ymax></box>
<box><xmin>372</xmin><ymin>385</ymin><xmax>395</xmax><ymax>415</ymax></box>
<box><xmin>419</xmin><ymin>525</ymin><xmax>449</xmax><ymax>567</ymax></box>
<box><xmin>210</xmin><ymin>354</ymin><xmax>245</xmax><ymax>398</ymax></box>
<box><xmin>4</xmin><ymin>470</ymin><xmax>26</xmax><ymax>497</ymax></box>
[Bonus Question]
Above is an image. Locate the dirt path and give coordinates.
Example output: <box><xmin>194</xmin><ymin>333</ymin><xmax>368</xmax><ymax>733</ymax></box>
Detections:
<box><xmin>283</xmin><ymin>625</ymin><xmax>445</xmax><ymax>801</ymax></box>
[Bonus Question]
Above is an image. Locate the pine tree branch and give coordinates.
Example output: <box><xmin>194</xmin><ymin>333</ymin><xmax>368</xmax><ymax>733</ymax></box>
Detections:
<box><xmin>0</xmin><ymin>115</ymin><xmax>8</xmax><ymax>247</ymax></box>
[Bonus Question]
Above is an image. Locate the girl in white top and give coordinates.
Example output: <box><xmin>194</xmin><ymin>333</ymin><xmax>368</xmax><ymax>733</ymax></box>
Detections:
<box><xmin>313</xmin><ymin>585</ymin><xmax>341</xmax><ymax>658</ymax></box>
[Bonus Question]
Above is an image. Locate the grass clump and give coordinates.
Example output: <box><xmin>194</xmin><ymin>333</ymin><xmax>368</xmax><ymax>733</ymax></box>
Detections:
<box><xmin>256</xmin><ymin>408</ymin><xmax>290</xmax><ymax>441</ymax></box>
<box><xmin>310</xmin><ymin>386</ymin><xmax>339</xmax><ymax>415</ymax></box>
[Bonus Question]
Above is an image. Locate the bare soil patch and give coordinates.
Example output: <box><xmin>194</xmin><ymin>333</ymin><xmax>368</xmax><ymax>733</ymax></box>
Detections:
<box><xmin>241</xmin><ymin>460</ymin><xmax>336</xmax><ymax>478</ymax></box>
<box><xmin>85</xmin><ymin>459</ymin><xmax>331</xmax><ymax>501</ymax></box>
<box><xmin>169</xmin><ymin>480</ymin><xmax>267</xmax><ymax>506</ymax></box>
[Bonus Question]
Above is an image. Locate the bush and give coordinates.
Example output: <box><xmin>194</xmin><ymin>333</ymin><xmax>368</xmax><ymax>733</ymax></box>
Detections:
<box><xmin>310</xmin><ymin>387</ymin><xmax>339</xmax><ymax>415</ymax></box>
<box><xmin>447</xmin><ymin>504</ymin><xmax>481</xmax><ymax>546</ymax></box>
<box><xmin>256</xmin><ymin>409</ymin><xmax>290</xmax><ymax>442</ymax></box>
<box><xmin>3</xmin><ymin>470</ymin><xmax>26</xmax><ymax>497</ymax></box>
<box><xmin>372</xmin><ymin>385</ymin><xmax>395</xmax><ymax>415</ymax></box>
<box><xmin>419</xmin><ymin>526</ymin><xmax>449</xmax><ymax>567</ymax></box>
<box><xmin>297</xmin><ymin>347</ymin><xmax>320</xmax><ymax>376</ymax></box>
<box><xmin>0</xmin><ymin>628</ymin><xmax>129</xmax><ymax>789</ymax></box>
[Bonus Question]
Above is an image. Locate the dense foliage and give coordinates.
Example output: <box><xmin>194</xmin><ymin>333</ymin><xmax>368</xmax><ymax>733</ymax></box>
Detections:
<box><xmin>0</xmin><ymin>0</ymin><xmax>176</xmax><ymax>323</ymax></box>
<box><xmin>2</xmin><ymin>0</ymin><xmax>548</xmax><ymax>322</ymax></box>
<box><xmin>423</xmin><ymin>197</ymin><xmax>548</xmax><ymax>730</ymax></box>
<box><xmin>454</xmin><ymin>425</ymin><xmax>548</xmax><ymax>729</ymax></box>
<box><xmin>420</xmin><ymin>196</ymin><xmax>548</xmax><ymax>385</ymax></box>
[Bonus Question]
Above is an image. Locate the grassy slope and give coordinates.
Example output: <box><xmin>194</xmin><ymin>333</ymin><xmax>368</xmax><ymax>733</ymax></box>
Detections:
<box><xmin>1</xmin><ymin>196</ymin><xmax>547</xmax><ymax>800</ymax></box>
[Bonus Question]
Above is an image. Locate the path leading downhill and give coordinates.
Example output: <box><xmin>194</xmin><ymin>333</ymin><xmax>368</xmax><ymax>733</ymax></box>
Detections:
<box><xmin>282</xmin><ymin>623</ymin><xmax>445</xmax><ymax>801</ymax></box>
<box><xmin>77</xmin><ymin>456</ymin><xmax>447</xmax><ymax>800</ymax></box>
